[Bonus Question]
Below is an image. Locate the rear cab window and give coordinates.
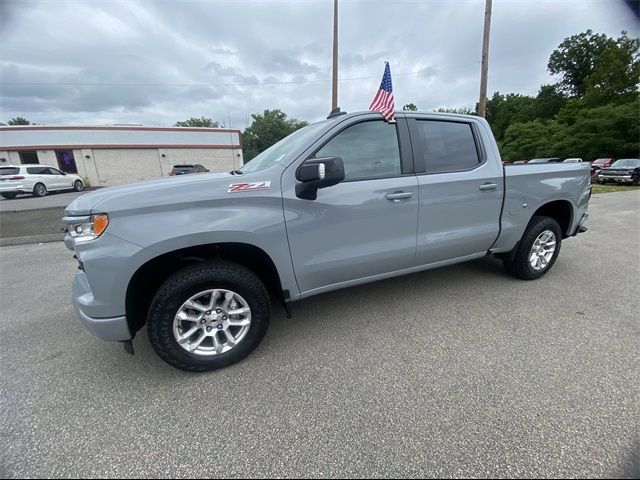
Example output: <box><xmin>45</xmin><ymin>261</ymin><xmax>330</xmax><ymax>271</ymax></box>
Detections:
<box><xmin>413</xmin><ymin>120</ymin><xmax>481</xmax><ymax>173</ymax></box>
<box><xmin>0</xmin><ymin>167</ymin><xmax>20</xmax><ymax>175</ymax></box>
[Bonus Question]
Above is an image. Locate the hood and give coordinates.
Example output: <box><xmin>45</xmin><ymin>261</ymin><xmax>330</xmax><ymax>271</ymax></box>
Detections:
<box><xmin>601</xmin><ymin>166</ymin><xmax>638</xmax><ymax>172</ymax></box>
<box><xmin>65</xmin><ymin>172</ymin><xmax>237</xmax><ymax>215</ymax></box>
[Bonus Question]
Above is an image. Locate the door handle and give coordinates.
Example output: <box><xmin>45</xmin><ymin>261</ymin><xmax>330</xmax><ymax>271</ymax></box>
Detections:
<box><xmin>479</xmin><ymin>183</ymin><xmax>498</xmax><ymax>191</ymax></box>
<box><xmin>386</xmin><ymin>191</ymin><xmax>414</xmax><ymax>202</ymax></box>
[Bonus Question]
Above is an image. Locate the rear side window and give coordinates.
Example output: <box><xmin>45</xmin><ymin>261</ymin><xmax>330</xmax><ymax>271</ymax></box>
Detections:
<box><xmin>415</xmin><ymin>120</ymin><xmax>480</xmax><ymax>173</ymax></box>
<box><xmin>0</xmin><ymin>167</ymin><xmax>20</xmax><ymax>175</ymax></box>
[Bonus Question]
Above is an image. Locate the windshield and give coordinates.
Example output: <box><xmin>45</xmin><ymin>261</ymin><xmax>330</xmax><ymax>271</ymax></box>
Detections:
<box><xmin>593</xmin><ymin>158</ymin><xmax>610</xmax><ymax>164</ymax></box>
<box><xmin>239</xmin><ymin>121</ymin><xmax>329</xmax><ymax>174</ymax></box>
<box><xmin>610</xmin><ymin>159</ymin><xmax>640</xmax><ymax>168</ymax></box>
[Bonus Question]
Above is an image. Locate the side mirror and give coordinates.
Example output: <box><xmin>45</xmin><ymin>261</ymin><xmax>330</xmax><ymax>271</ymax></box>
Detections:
<box><xmin>295</xmin><ymin>157</ymin><xmax>345</xmax><ymax>200</ymax></box>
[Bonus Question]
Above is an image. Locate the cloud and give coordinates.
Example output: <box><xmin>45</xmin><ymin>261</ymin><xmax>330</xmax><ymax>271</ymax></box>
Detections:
<box><xmin>1</xmin><ymin>0</ymin><xmax>637</xmax><ymax>128</ymax></box>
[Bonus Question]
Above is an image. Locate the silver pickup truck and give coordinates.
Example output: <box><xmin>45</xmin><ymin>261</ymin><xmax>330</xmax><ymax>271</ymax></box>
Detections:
<box><xmin>64</xmin><ymin>111</ymin><xmax>591</xmax><ymax>372</ymax></box>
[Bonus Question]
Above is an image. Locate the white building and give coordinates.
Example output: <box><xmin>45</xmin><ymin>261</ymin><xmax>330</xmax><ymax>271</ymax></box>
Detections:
<box><xmin>0</xmin><ymin>125</ymin><xmax>243</xmax><ymax>187</ymax></box>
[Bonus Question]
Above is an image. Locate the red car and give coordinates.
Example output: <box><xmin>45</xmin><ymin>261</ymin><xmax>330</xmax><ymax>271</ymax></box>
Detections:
<box><xmin>592</xmin><ymin>158</ymin><xmax>615</xmax><ymax>168</ymax></box>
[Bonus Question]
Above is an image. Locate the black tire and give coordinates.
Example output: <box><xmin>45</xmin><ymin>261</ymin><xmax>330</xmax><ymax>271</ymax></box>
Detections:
<box><xmin>632</xmin><ymin>174</ymin><xmax>639</xmax><ymax>187</ymax></box>
<box><xmin>1</xmin><ymin>193</ymin><xmax>17</xmax><ymax>199</ymax></box>
<box><xmin>147</xmin><ymin>260</ymin><xmax>271</xmax><ymax>372</ymax></box>
<box><xmin>73</xmin><ymin>180</ymin><xmax>84</xmax><ymax>192</ymax></box>
<box><xmin>33</xmin><ymin>183</ymin><xmax>47</xmax><ymax>197</ymax></box>
<box><xmin>503</xmin><ymin>215</ymin><xmax>562</xmax><ymax>280</ymax></box>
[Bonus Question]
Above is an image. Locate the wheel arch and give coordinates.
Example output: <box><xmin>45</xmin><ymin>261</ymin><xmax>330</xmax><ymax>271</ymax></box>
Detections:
<box><xmin>530</xmin><ymin>199</ymin><xmax>574</xmax><ymax>238</ymax></box>
<box><xmin>125</xmin><ymin>242</ymin><xmax>284</xmax><ymax>336</ymax></box>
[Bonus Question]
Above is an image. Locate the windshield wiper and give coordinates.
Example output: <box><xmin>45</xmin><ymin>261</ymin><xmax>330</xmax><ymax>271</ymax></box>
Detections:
<box><xmin>229</xmin><ymin>170</ymin><xmax>244</xmax><ymax>175</ymax></box>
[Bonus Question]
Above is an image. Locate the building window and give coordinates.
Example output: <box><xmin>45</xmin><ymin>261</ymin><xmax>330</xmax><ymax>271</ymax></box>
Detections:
<box><xmin>55</xmin><ymin>150</ymin><xmax>78</xmax><ymax>173</ymax></box>
<box><xmin>19</xmin><ymin>151</ymin><xmax>39</xmax><ymax>164</ymax></box>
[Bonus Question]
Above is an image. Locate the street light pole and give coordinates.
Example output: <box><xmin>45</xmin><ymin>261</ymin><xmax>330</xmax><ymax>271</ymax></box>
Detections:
<box><xmin>478</xmin><ymin>0</ymin><xmax>492</xmax><ymax>118</ymax></box>
<box><xmin>332</xmin><ymin>0</ymin><xmax>338</xmax><ymax>110</ymax></box>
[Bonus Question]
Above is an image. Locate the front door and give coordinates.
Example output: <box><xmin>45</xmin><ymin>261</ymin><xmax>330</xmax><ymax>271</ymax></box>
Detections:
<box><xmin>282</xmin><ymin>119</ymin><xmax>419</xmax><ymax>295</ymax></box>
<box><xmin>43</xmin><ymin>167</ymin><xmax>68</xmax><ymax>189</ymax></box>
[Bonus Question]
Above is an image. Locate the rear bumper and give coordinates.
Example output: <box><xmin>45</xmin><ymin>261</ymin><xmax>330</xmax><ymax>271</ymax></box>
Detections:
<box><xmin>0</xmin><ymin>184</ymin><xmax>25</xmax><ymax>193</ymax></box>
<box><xmin>72</xmin><ymin>271</ymin><xmax>132</xmax><ymax>341</ymax></box>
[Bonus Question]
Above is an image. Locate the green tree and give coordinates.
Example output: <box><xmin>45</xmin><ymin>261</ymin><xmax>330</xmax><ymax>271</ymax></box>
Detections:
<box><xmin>548</xmin><ymin>30</ymin><xmax>639</xmax><ymax>98</ymax></box>
<box><xmin>434</xmin><ymin>107</ymin><xmax>476</xmax><ymax>115</ymax></box>
<box><xmin>554</xmin><ymin>97</ymin><xmax>639</xmax><ymax>159</ymax></box>
<box><xmin>174</xmin><ymin>116</ymin><xmax>221</xmax><ymax>127</ymax></box>
<box><xmin>485</xmin><ymin>92</ymin><xmax>537</xmax><ymax>142</ymax></box>
<box><xmin>583</xmin><ymin>33</ymin><xmax>640</xmax><ymax>106</ymax></box>
<box><xmin>533</xmin><ymin>85</ymin><xmax>566</xmax><ymax>120</ymax></box>
<box><xmin>242</xmin><ymin>109</ymin><xmax>308</xmax><ymax>161</ymax></box>
<box><xmin>500</xmin><ymin>120</ymin><xmax>560</xmax><ymax>161</ymax></box>
<box><xmin>402</xmin><ymin>103</ymin><xmax>418</xmax><ymax>111</ymax></box>
<box><xmin>8</xmin><ymin>117</ymin><xmax>30</xmax><ymax>125</ymax></box>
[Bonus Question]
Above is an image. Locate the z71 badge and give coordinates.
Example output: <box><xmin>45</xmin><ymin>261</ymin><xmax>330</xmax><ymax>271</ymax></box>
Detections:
<box><xmin>227</xmin><ymin>181</ymin><xmax>271</xmax><ymax>193</ymax></box>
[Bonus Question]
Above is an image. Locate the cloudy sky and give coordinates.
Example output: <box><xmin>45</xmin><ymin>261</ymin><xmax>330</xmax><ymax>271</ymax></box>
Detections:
<box><xmin>0</xmin><ymin>0</ymin><xmax>638</xmax><ymax>128</ymax></box>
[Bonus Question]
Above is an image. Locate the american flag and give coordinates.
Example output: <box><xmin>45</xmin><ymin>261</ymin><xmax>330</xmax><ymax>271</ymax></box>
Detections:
<box><xmin>369</xmin><ymin>62</ymin><xmax>395</xmax><ymax>122</ymax></box>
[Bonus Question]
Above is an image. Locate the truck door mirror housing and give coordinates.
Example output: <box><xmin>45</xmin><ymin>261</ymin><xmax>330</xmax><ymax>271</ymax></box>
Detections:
<box><xmin>295</xmin><ymin>157</ymin><xmax>345</xmax><ymax>200</ymax></box>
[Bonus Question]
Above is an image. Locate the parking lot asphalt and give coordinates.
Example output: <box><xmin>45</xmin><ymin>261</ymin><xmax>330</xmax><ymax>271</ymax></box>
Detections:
<box><xmin>0</xmin><ymin>190</ymin><xmax>89</xmax><ymax>212</ymax></box>
<box><xmin>0</xmin><ymin>191</ymin><xmax>638</xmax><ymax>478</ymax></box>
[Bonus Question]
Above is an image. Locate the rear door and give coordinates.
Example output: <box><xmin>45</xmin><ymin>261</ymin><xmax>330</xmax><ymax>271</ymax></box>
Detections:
<box><xmin>282</xmin><ymin>117</ymin><xmax>419</xmax><ymax>295</ymax></box>
<box><xmin>409</xmin><ymin>117</ymin><xmax>503</xmax><ymax>265</ymax></box>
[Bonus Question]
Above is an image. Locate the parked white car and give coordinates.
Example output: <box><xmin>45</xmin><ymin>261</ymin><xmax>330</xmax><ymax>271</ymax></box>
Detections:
<box><xmin>0</xmin><ymin>165</ymin><xmax>85</xmax><ymax>199</ymax></box>
<box><xmin>563</xmin><ymin>158</ymin><xmax>584</xmax><ymax>163</ymax></box>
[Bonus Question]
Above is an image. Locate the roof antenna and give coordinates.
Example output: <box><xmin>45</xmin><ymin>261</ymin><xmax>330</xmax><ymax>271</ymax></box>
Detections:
<box><xmin>327</xmin><ymin>107</ymin><xmax>347</xmax><ymax>119</ymax></box>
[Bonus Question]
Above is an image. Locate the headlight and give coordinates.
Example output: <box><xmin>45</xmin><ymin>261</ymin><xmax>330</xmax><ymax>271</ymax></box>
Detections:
<box><xmin>69</xmin><ymin>214</ymin><xmax>109</xmax><ymax>244</ymax></box>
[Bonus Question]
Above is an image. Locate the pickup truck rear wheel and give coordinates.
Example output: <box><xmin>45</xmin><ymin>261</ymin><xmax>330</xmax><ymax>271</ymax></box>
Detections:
<box><xmin>147</xmin><ymin>260</ymin><xmax>271</xmax><ymax>372</ymax></box>
<box><xmin>503</xmin><ymin>216</ymin><xmax>562</xmax><ymax>280</ymax></box>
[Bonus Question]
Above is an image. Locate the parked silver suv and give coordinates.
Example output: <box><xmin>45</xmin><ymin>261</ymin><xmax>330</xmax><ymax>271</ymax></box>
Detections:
<box><xmin>0</xmin><ymin>165</ymin><xmax>84</xmax><ymax>199</ymax></box>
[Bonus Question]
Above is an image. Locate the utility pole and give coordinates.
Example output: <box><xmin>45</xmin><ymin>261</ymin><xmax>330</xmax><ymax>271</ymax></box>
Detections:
<box><xmin>332</xmin><ymin>0</ymin><xmax>339</xmax><ymax>110</ymax></box>
<box><xmin>478</xmin><ymin>0</ymin><xmax>492</xmax><ymax>118</ymax></box>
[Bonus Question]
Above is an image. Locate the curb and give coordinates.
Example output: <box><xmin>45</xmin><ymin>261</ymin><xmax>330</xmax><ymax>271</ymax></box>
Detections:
<box><xmin>0</xmin><ymin>234</ymin><xmax>64</xmax><ymax>246</ymax></box>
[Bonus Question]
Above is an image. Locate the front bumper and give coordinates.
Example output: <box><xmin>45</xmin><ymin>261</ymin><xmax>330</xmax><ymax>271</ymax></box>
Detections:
<box><xmin>598</xmin><ymin>174</ymin><xmax>633</xmax><ymax>183</ymax></box>
<box><xmin>72</xmin><ymin>270</ymin><xmax>132</xmax><ymax>341</ymax></box>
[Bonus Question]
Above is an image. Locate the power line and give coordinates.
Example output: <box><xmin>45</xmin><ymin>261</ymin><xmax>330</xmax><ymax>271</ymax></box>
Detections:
<box><xmin>1</xmin><ymin>62</ymin><xmax>479</xmax><ymax>88</ymax></box>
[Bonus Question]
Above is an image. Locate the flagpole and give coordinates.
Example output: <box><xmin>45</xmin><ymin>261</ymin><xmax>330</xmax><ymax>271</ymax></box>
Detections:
<box><xmin>331</xmin><ymin>0</ymin><xmax>338</xmax><ymax>110</ymax></box>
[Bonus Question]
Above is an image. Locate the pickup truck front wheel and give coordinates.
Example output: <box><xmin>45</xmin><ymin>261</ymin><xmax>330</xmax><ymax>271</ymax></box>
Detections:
<box><xmin>503</xmin><ymin>216</ymin><xmax>562</xmax><ymax>280</ymax></box>
<box><xmin>147</xmin><ymin>261</ymin><xmax>271</xmax><ymax>372</ymax></box>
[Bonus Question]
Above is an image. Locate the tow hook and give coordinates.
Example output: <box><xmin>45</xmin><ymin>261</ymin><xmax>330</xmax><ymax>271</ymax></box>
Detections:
<box><xmin>120</xmin><ymin>340</ymin><xmax>135</xmax><ymax>355</ymax></box>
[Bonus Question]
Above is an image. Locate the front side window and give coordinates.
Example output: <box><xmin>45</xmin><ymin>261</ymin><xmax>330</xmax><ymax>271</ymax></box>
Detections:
<box><xmin>415</xmin><ymin>120</ymin><xmax>480</xmax><ymax>174</ymax></box>
<box><xmin>26</xmin><ymin>167</ymin><xmax>47</xmax><ymax>174</ymax></box>
<box><xmin>314</xmin><ymin>121</ymin><xmax>401</xmax><ymax>181</ymax></box>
